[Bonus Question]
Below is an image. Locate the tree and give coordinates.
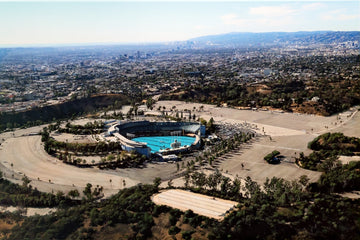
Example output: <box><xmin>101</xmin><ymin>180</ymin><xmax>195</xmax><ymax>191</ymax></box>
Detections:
<box><xmin>299</xmin><ymin>175</ymin><xmax>310</xmax><ymax>188</ymax></box>
<box><xmin>199</xmin><ymin>118</ymin><xmax>207</xmax><ymax>126</ymax></box>
<box><xmin>153</xmin><ymin>177</ymin><xmax>162</xmax><ymax>190</ymax></box>
<box><xmin>191</xmin><ymin>172</ymin><xmax>207</xmax><ymax>189</ymax></box>
<box><xmin>67</xmin><ymin>189</ymin><xmax>80</xmax><ymax>199</ymax></box>
<box><xmin>168</xmin><ymin>226</ymin><xmax>180</xmax><ymax>235</ymax></box>
<box><xmin>184</xmin><ymin>172</ymin><xmax>190</xmax><ymax>188</ymax></box>
<box><xmin>56</xmin><ymin>191</ymin><xmax>65</xmax><ymax>201</ymax></box>
<box><xmin>83</xmin><ymin>183</ymin><xmax>93</xmax><ymax>200</ymax></box>
<box><xmin>318</xmin><ymin>155</ymin><xmax>341</xmax><ymax>173</ymax></box>
<box><xmin>230</xmin><ymin>177</ymin><xmax>242</xmax><ymax>197</ymax></box>
<box><xmin>41</xmin><ymin>128</ymin><xmax>50</xmax><ymax>142</ymax></box>
<box><xmin>207</xmin><ymin>170</ymin><xmax>222</xmax><ymax>191</ymax></box>
<box><xmin>207</xmin><ymin>117</ymin><xmax>215</xmax><ymax>132</ymax></box>
<box><xmin>22</xmin><ymin>175</ymin><xmax>32</xmax><ymax>188</ymax></box>
<box><xmin>107</xmin><ymin>154</ymin><xmax>115</xmax><ymax>162</ymax></box>
<box><xmin>146</xmin><ymin>97</ymin><xmax>155</xmax><ymax>110</ymax></box>
<box><xmin>6</xmin><ymin>122</ymin><xmax>13</xmax><ymax>130</ymax></box>
<box><xmin>244</xmin><ymin>176</ymin><xmax>263</xmax><ymax>201</ymax></box>
<box><xmin>220</xmin><ymin>176</ymin><xmax>231</xmax><ymax>195</ymax></box>
<box><xmin>264</xmin><ymin>150</ymin><xmax>281</xmax><ymax>164</ymax></box>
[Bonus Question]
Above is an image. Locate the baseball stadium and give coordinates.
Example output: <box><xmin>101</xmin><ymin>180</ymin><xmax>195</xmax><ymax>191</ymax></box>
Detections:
<box><xmin>108</xmin><ymin>121</ymin><xmax>206</xmax><ymax>158</ymax></box>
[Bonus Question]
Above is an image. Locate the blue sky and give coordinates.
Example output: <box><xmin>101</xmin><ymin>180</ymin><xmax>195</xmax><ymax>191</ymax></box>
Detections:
<box><xmin>0</xmin><ymin>1</ymin><xmax>359</xmax><ymax>46</ymax></box>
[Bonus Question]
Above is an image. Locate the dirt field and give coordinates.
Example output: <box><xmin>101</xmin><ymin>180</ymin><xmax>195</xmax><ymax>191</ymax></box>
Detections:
<box><xmin>153</xmin><ymin>101</ymin><xmax>358</xmax><ymax>136</ymax></box>
<box><xmin>217</xmin><ymin>135</ymin><xmax>322</xmax><ymax>183</ymax></box>
<box><xmin>52</xmin><ymin>133</ymin><xmax>97</xmax><ymax>143</ymax></box>
<box><xmin>152</xmin><ymin>189</ymin><xmax>238</xmax><ymax>220</ymax></box>
<box><xmin>330</xmin><ymin>109</ymin><xmax>360</xmax><ymax>137</ymax></box>
<box><xmin>0</xmin><ymin>101</ymin><xmax>358</xmax><ymax>198</ymax></box>
<box><xmin>154</xmin><ymin>102</ymin><xmax>359</xmax><ymax>185</ymax></box>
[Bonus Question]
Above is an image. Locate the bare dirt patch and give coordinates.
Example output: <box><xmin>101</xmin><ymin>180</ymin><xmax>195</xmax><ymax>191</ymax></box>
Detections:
<box><xmin>339</xmin><ymin>191</ymin><xmax>360</xmax><ymax>199</ymax></box>
<box><xmin>0</xmin><ymin>206</ymin><xmax>54</xmax><ymax>217</ymax></box>
<box><xmin>338</xmin><ymin>156</ymin><xmax>360</xmax><ymax>165</ymax></box>
<box><xmin>0</xmin><ymin>219</ymin><xmax>18</xmax><ymax>238</ymax></box>
<box><xmin>154</xmin><ymin>100</ymin><xmax>344</xmax><ymax>134</ymax></box>
<box><xmin>218</xmin><ymin>136</ymin><xmax>322</xmax><ymax>183</ymax></box>
<box><xmin>51</xmin><ymin>133</ymin><xmax>97</xmax><ymax>144</ymax></box>
<box><xmin>152</xmin><ymin>189</ymin><xmax>237</xmax><ymax>220</ymax></box>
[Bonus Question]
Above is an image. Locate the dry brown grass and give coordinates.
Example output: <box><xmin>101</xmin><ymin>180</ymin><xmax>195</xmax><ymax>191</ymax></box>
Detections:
<box><xmin>0</xmin><ymin>219</ymin><xmax>21</xmax><ymax>239</ymax></box>
<box><xmin>92</xmin><ymin>224</ymin><xmax>133</xmax><ymax>240</ymax></box>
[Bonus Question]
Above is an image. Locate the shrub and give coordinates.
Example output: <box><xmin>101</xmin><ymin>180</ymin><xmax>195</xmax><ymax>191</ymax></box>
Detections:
<box><xmin>264</xmin><ymin>150</ymin><xmax>281</xmax><ymax>164</ymax></box>
<box><xmin>181</xmin><ymin>230</ymin><xmax>195</xmax><ymax>240</ymax></box>
<box><xmin>168</xmin><ymin>226</ymin><xmax>181</xmax><ymax>235</ymax></box>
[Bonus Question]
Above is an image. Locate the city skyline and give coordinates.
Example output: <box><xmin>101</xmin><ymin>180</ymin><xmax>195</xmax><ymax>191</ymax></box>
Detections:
<box><xmin>0</xmin><ymin>1</ymin><xmax>359</xmax><ymax>47</ymax></box>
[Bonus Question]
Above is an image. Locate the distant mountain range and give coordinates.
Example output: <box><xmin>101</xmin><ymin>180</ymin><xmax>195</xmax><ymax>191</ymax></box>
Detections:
<box><xmin>188</xmin><ymin>31</ymin><xmax>360</xmax><ymax>47</ymax></box>
<box><xmin>1</xmin><ymin>31</ymin><xmax>359</xmax><ymax>50</ymax></box>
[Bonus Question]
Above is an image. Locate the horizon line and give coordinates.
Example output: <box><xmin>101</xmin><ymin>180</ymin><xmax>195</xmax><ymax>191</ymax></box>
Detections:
<box><xmin>0</xmin><ymin>30</ymin><xmax>359</xmax><ymax>49</ymax></box>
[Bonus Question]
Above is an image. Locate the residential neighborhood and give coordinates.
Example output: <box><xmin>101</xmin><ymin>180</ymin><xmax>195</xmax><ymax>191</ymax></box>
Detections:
<box><xmin>0</xmin><ymin>39</ymin><xmax>358</xmax><ymax>114</ymax></box>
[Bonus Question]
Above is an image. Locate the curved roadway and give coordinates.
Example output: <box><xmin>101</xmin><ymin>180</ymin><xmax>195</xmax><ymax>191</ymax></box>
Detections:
<box><xmin>0</xmin><ymin>135</ymin><xmax>139</xmax><ymax>197</ymax></box>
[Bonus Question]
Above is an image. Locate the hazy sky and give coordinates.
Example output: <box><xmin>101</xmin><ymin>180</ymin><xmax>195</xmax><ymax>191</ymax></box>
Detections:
<box><xmin>0</xmin><ymin>1</ymin><xmax>359</xmax><ymax>46</ymax></box>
